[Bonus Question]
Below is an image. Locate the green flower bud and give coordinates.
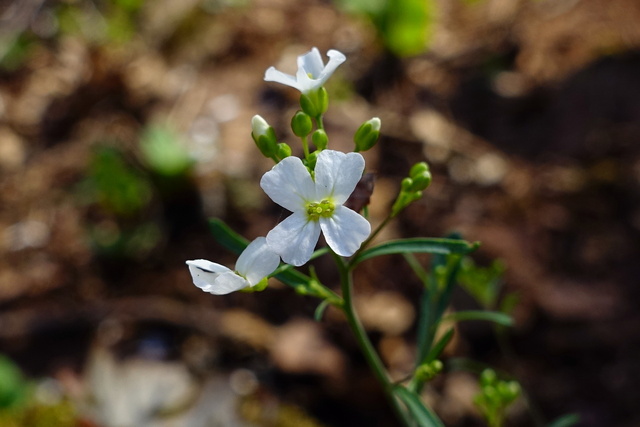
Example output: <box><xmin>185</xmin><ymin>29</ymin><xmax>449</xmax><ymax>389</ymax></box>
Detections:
<box><xmin>299</xmin><ymin>88</ymin><xmax>329</xmax><ymax>117</ymax></box>
<box><xmin>316</xmin><ymin>87</ymin><xmax>329</xmax><ymax>115</ymax></box>
<box><xmin>354</xmin><ymin>117</ymin><xmax>381</xmax><ymax>152</ymax></box>
<box><xmin>291</xmin><ymin>111</ymin><xmax>313</xmax><ymax>137</ymax></box>
<box><xmin>410</xmin><ymin>161</ymin><xmax>429</xmax><ymax>178</ymax></box>
<box><xmin>251</xmin><ymin>115</ymin><xmax>277</xmax><ymax>158</ymax></box>
<box><xmin>300</xmin><ymin>93</ymin><xmax>318</xmax><ymax>117</ymax></box>
<box><xmin>411</xmin><ymin>171</ymin><xmax>432</xmax><ymax>191</ymax></box>
<box><xmin>276</xmin><ymin>143</ymin><xmax>291</xmax><ymax>160</ymax></box>
<box><xmin>311</xmin><ymin>129</ymin><xmax>328</xmax><ymax>150</ymax></box>
<box><xmin>401</xmin><ymin>177</ymin><xmax>414</xmax><ymax>191</ymax></box>
<box><xmin>305</xmin><ymin>150</ymin><xmax>318</xmax><ymax>170</ymax></box>
<box><xmin>480</xmin><ymin>369</ymin><xmax>498</xmax><ymax>387</ymax></box>
<box><xmin>415</xmin><ymin>359</ymin><xmax>444</xmax><ymax>382</ymax></box>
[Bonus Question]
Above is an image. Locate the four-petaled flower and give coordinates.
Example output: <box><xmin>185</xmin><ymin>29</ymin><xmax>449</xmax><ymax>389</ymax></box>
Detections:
<box><xmin>186</xmin><ymin>237</ymin><xmax>280</xmax><ymax>295</ymax></box>
<box><xmin>264</xmin><ymin>47</ymin><xmax>346</xmax><ymax>94</ymax></box>
<box><xmin>260</xmin><ymin>149</ymin><xmax>371</xmax><ymax>266</ymax></box>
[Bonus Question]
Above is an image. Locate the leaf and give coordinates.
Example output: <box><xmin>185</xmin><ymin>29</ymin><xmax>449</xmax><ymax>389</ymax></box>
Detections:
<box><xmin>443</xmin><ymin>310</ymin><xmax>513</xmax><ymax>327</ymax></box>
<box><xmin>393</xmin><ymin>386</ymin><xmax>444</xmax><ymax>427</ymax></box>
<box><xmin>425</xmin><ymin>328</ymin><xmax>454</xmax><ymax>363</ymax></box>
<box><xmin>208</xmin><ymin>218</ymin><xmax>249</xmax><ymax>255</ymax></box>
<box><xmin>547</xmin><ymin>414</ymin><xmax>581</xmax><ymax>427</ymax></box>
<box><xmin>351</xmin><ymin>238</ymin><xmax>479</xmax><ymax>266</ymax></box>
<box><xmin>314</xmin><ymin>300</ymin><xmax>331</xmax><ymax>321</ymax></box>
<box><xmin>380</xmin><ymin>0</ymin><xmax>436</xmax><ymax>57</ymax></box>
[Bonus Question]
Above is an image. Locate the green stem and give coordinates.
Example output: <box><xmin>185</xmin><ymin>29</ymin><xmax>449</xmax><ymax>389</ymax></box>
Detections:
<box><xmin>301</xmin><ymin>136</ymin><xmax>310</xmax><ymax>159</ymax></box>
<box><xmin>316</xmin><ymin>115</ymin><xmax>324</xmax><ymax>130</ymax></box>
<box><xmin>333</xmin><ymin>252</ymin><xmax>413</xmax><ymax>426</ymax></box>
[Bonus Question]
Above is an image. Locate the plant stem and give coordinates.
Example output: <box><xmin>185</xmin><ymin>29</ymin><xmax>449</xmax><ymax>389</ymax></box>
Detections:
<box><xmin>333</xmin><ymin>252</ymin><xmax>413</xmax><ymax>426</ymax></box>
<box><xmin>301</xmin><ymin>136</ymin><xmax>310</xmax><ymax>158</ymax></box>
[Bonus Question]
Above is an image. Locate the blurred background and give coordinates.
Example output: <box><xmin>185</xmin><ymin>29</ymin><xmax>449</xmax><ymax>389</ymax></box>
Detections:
<box><xmin>1</xmin><ymin>0</ymin><xmax>640</xmax><ymax>425</ymax></box>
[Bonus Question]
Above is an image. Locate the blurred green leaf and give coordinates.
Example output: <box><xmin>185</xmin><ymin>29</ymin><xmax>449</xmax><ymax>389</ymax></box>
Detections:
<box><xmin>547</xmin><ymin>414</ymin><xmax>581</xmax><ymax>427</ymax></box>
<box><xmin>393</xmin><ymin>386</ymin><xmax>444</xmax><ymax>427</ymax></box>
<box><xmin>0</xmin><ymin>355</ymin><xmax>29</xmax><ymax>410</ymax></box>
<box><xmin>442</xmin><ymin>310</ymin><xmax>514</xmax><ymax>327</ymax></box>
<box><xmin>351</xmin><ymin>238</ymin><xmax>479</xmax><ymax>266</ymax></box>
<box><xmin>86</xmin><ymin>146</ymin><xmax>153</xmax><ymax>216</ymax></box>
<box><xmin>140</xmin><ymin>125</ymin><xmax>193</xmax><ymax>177</ymax></box>
<box><xmin>457</xmin><ymin>257</ymin><xmax>506</xmax><ymax>309</ymax></box>
<box><xmin>336</xmin><ymin>0</ymin><xmax>435</xmax><ymax>56</ymax></box>
<box><xmin>0</xmin><ymin>33</ymin><xmax>35</xmax><ymax>72</ymax></box>
<box><xmin>208</xmin><ymin>218</ymin><xmax>248</xmax><ymax>255</ymax></box>
<box><xmin>425</xmin><ymin>328</ymin><xmax>454</xmax><ymax>363</ymax></box>
<box><xmin>380</xmin><ymin>0</ymin><xmax>435</xmax><ymax>56</ymax></box>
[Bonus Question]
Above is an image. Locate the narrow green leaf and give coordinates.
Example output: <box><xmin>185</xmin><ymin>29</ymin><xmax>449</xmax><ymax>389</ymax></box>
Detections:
<box><xmin>403</xmin><ymin>253</ymin><xmax>429</xmax><ymax>283</ymax></box>
<box><xmin>314</xmin><ymin>300</ymin><xmax>331</xmax><ymax>321</ymax></box>
<box><xmin>352</xmin><ymin>238</ymin><xmax>479</xmax><ymax>266</ymax></box>
<box><xmin>547</xmin><ymin>414</ymin><xmax>580</xmax><ymax>427</ymax></box>
<box><xmin>443</xmin><ymin>310</ymin><xmax>514</xmax><ymax>327</ymax></box>
<box><xmin>425</xmin><ymin>328</ymin><xmax>454</xmax><ymax>363</ymax></box>
<box><xmin>274</xmin><ymin>268</ymin><xmax>310</xmax><ymax>288</ymax></box>
<box><xmin>393</xmin><ymin>386</ymin><xmax>445</xmax><ymax>427</ymax></box>
<box><xmin>208</xmin><ymin>218</ymin><xmax>248</xmax><ymax>255</ymax></box>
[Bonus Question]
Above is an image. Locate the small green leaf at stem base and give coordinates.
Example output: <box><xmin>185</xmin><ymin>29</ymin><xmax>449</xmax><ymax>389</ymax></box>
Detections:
<box><xmin>393</xmin><ymin>386</ymin><xmax>445</xmax><ymax>427</ymax></box>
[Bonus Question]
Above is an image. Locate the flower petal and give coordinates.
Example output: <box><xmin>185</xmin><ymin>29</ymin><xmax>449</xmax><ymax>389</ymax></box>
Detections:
<box><xmin>319</xmin><ymin>205</ymin><xmax>370</xmax><ymax>257</ymax></box>
<box><xmin>264</xmin><ymin>67</ymin><xmax>301</xmax><ymax>91</ymax></box>
<box><xmin>260</xmin><ymin>156</ymin><xmax>316</xmax><ymax>212</ymax></box>
<box><xmin>316</xmin><ymin>49</ymin><xmax>346</xmax><ymax>86</ymax></box>
<box><xmin>314</xmin><ymin>150</ymin><xmax>365</xmax><ymax>204</ymax></box>
<box><xmin>298</xmin><ymin>47</ymin><xmax>325</xmax><ymax>78</ymax></box>
<box><xmin>208</xmin><ymin>272</ymin><xmax>250</xmax><ymax>295</ymax></box>
<box><xmin>295</xmin><ymin>67</ymin><xmax>316</xmax><ymax>94</ymax></box>
<box><xmin>186</xmin><ymin>260</ymin><xmax>231</xmax><ymax>289</ymax></box>
<box><xmin>235</xmin><ymin>237</ymin><xmax>281</xmax><ymax>286</ymax></box>
<box><xmin>266</xmin><ymin>212</ymin><xmax>321</xmax><ymax>266</ymax></box>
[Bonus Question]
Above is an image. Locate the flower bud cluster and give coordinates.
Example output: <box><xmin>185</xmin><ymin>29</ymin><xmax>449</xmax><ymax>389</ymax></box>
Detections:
<box><xmin>414</xmin><ymin>360</ymin><xmax>443</xmax><ymax>382</ymax></box>
<box><xmin>391</xmin><ymin>161</ymin><xmax>432</xmax><ymax>217</ymax></box>
<box><xmin>474</xmin><ymin>369</ymin><xmax>521</xmax><ymax>424</ymax></box>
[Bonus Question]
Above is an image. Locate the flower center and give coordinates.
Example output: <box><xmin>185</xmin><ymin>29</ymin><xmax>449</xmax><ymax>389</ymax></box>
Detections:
<box><xmin>306</xmin><ymin>199</ymin><xmax>335</xmax><ymax>221</ymax></box>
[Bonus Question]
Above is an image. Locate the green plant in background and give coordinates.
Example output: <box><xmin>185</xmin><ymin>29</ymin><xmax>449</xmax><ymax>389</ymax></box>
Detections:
<box><xmin>0</xmin><ymin>356</ymin><xmax>29</xmax><ymax>411</ymax></box>
<box><xmin>335</xmin><ymin>0</ymin><xmax>435</xmax><ymax>56</ymax></box>
<box><xmin>86</xmin><ymin>145</ymin><xmax>153</xmax><ymax>217</ymax></box>
<box><xmin>78</xmin><ymin>144</ymin><xmax>161</xmax><ymax>259</ymax></box>
<box><xmin>474</xmin><ymin>369</ymin><xmax>521</xmax><ymax>427</ymax></box>
<box><xmin>0</xmin><ymin>355</ymin><xmax>77</xmax><ymax>427</ymax></box>
<box><xmin>56</xmin><ymin>0</ymin><xmax>143</xmax><ymax>44</ymax></box>
<box><xmin>139</xmin><ymin>125</ymin><xmax>193</xmax><ymax>178</ymax></box>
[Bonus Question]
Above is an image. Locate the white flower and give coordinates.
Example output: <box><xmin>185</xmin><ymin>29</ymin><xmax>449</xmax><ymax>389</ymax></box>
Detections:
<box><xmin>186</xmin><ymin>237</ymin><xmax>280</xmax><ymax>295</ymax></box>
<box><xmin>264</xmin><ymin>47</ymin><xmax>346</xmax><ymax>94</ymax></box>
<box><xmin>260</xmin><ymin>150</ymin><xmax>371</xmax><ymax>266</ymax></box>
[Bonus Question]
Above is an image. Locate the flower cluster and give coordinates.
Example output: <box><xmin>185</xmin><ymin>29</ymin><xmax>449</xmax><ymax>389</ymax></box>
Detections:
<box><xmin>187</xmin><ymin>47</ymin><xmax>378</xmax><ymax>294</ymax></box>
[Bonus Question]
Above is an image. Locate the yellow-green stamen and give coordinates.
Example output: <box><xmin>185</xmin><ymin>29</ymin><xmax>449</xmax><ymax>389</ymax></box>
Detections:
<box><xmin>306</xmin><ymin>199</ymin><xmax>335</xmax><ymax>221</ymax></box>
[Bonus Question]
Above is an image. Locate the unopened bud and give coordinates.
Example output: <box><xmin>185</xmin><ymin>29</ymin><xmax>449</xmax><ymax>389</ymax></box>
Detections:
<box><xmin>305</xmin><ymin>151</ymin><xmax>318</xmax><ymax>170</ymax></box>
<box><xmin>311</xmin><ymin>129</ymin><xmax>328</xmax><ymax>150</ymax></box>
<box><xmin>276</xmin><ymin>143</ymin><xmax>291</xmax><ymax>160</ymax></box>
<box><xmin>251</xmin><ymin>115</ymin><xmax>277</xmax><ymax>158</ymax></box>
<box><xmin>354</xmin><ymin>117</ymin><xmax>381</xmax><ymax>152</ymax></box>
<box><xmin>410</xmin><ymin>162</ymin><xmax>429</xmax><ymax>178</ymax></box>
<box><xmin>291</xmin><ymin>111</ymin><xmax>313</xmax><ymax>137</ymax></box>
<box><xmin>299</xmin><ymin>88</ymin><xmax>329</xmax><ymax>117</ymax></box>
